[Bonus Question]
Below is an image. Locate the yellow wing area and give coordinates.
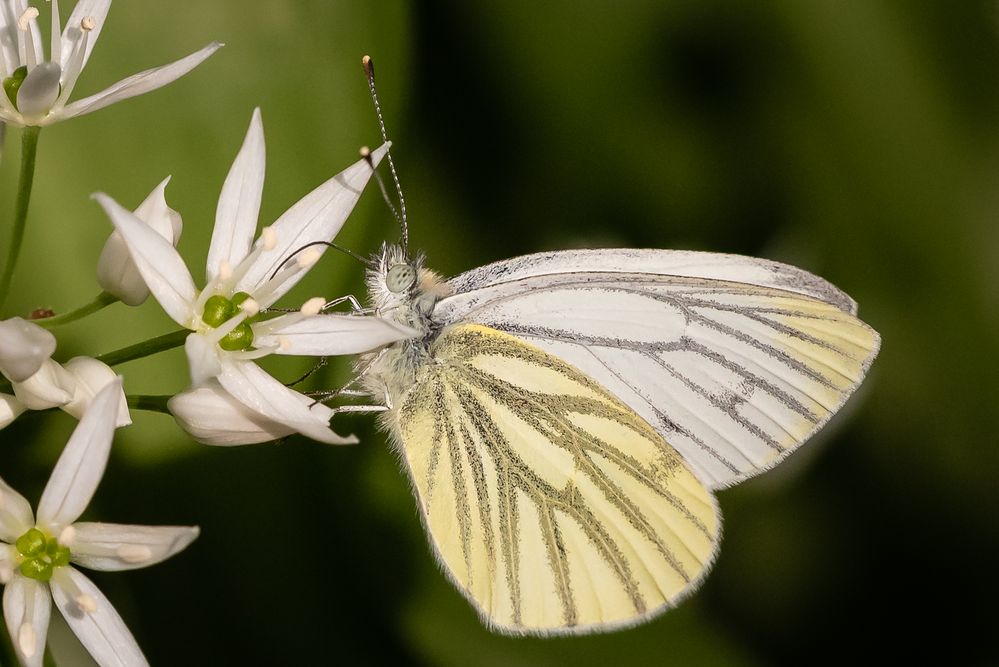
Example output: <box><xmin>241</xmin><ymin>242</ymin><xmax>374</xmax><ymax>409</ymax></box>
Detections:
<box><xmin>396</xmin><ymin>324</ymin><xmax>721</xmax><ymax>635</ymax></box>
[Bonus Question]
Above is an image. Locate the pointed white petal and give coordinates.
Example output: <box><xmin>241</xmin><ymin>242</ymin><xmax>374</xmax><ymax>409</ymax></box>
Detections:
<box><xmin>12</xmin><ymin>358</ymin><xmax>75</xmax><ymax>410</ymax></box>
<box><xmin>217</xmin><ymin>360</ymin><xmax>356</xmax><ymax>445</ymax></box>
<box><xmin>50</xmin><ymin>567</ymin><xmax>148</xmax><ymax>667</ymax></box>
<box><xmin>235</xmin><ymin>143</ymin><xmax>389</xmax><ymax>298</ymax></box>
<box><xmin>60</xmin><ymin>0</ymin><xmax>111</xmax><ymax>71</ymax></box>
<box><xmin>256</xmin><ymin>314</ymin><xmax>417</xmax><ymax>356</ymax></box>
<box><xmin>207</xmin><ymin>108</ymin><xmax>265</xmax><ymax>283</ymax></box>
<box><xmin>184</xmin><ymin>332</ymin><xmax>221</xmax><ymax>387</ymax></box>
<box><xmin>53</xmin><ymin>42</ymin><xmax>222</xmax><ymax>123</ymax></box>
<box><xmin>0</xmin><ymin>392</ymin><xmax>25</xmax><ymax>429</ymax></box>
<box><xmin>60</xmin><ymin>357</ymin><xmax>131</xmax><ymax>427</ymax></box>
<box><xmin>0</xmin><ymin>475</ymin><xmax>35</xmax><ymax>542</ymax></box>
<box><xmin>37</xmin><ymin>380</ymin><xmax>122</xmax><ymax>531</ymax></box>
<box><xmin>3</xmin><ymin>576</ymin><xmax>51</xmax><ymax>667</ymax></box>
<box><xmin>68</xmin><ymin>522</ymin><xmax>198</xmax><ymax>572</ymax></box>
<box><xmin>133</xmin><ymin>176</ymin><xmax>182</xmax><ymax>243</ymax></box>
<box><xmin>0</xmin><ymin>4</ymin><xmax>19</xmax><ymax>75</ymax></box>
<box><xmin>0</xmin><ymin>317</ymin><xmax>56</xmax><ymax>382</ymax></box>
<box><xmin>168</xmin><ymin>379</ymin><xmax>334</xmax><ymax>446</ymax></box>
<box><xmin>93</xmin><ymin>192</ymin><xmax>196</xmax><ymax>327</ymax></box>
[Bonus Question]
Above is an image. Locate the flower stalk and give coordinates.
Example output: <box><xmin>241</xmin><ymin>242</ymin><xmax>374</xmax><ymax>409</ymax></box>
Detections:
<box><xmin>0</xmin><ymin>126</ymin><xmax>40</xmax><ymax>311</ymax></box>
<box><xmin>95</xmin><ymin>329</ymin><xmax>189</xmax><ymax>368</ymax></box>
<box><xmin>34</xmin><ymin>292</ymin><xmax>119</xmax><ymax>328</ymax></box>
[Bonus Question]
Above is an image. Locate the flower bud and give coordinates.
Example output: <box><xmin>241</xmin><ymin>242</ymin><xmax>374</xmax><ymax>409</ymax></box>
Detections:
<box><xmin>62</xmin><ymin>357</ymin><xmax>131</xmax><ymax>427</ymax></box>
<box><xmin>168</xmin><ymin>381</ymin><xmax>334</xmax><ymax>446</ymax></box>
<box><xmin>0</xmin><ymin>318</ymin><xmax>57</xmax><ymax>382</ymax></box>
<box><xmin>97</xmin><ymin>177</ymin><xmax>182</xmax><ymax>306</ymax></box>
<box><xmin>12</xmin><ymin>358</ymin><xmax>75</xmax><ymax>410</ymax></box>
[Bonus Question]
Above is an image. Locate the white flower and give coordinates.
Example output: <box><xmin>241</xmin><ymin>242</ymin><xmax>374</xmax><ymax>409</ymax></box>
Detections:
<box><xmin>0</xmin><ymin>0</ymin><xmax>221</xmax><ymax>127</ymax></box>
<box><xmin>0</xmin><ymin>393</ymin><xmax>24</xmax><ymax>428</ymax></box>
<box><xmin>0</xmin><ymin>380</ymin><xmax>199</xmax><ymax>667</ymax></box>
<box><xmin>96</xmin><ymin>176</ymin><xmax>181</xmax><ymax>306</ymax></box>
<box><xmin>0</xmin><ymin>317</ymin><xmax>55</xmax><ymax>382</ymax></box>
<box><xmin>94</xmin><ymin>109</ymin><xmax>416</xmax><ymax>445</ymax></box>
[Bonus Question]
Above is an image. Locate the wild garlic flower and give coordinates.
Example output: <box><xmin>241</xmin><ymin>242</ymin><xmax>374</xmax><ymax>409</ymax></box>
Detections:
<box><xmin>0</xmin><ymin>380</ymin><xmax>199</xmax><ymax>667</ymax></box>
<box><xmin>0</xmin><ymin>0</ymin><xmax>221</xmax><ymax>127</ymax></box>
<box><xmin>95</xmin><ymin>109</ymin><xmax>416</xmax><ymax>445</ymax></box>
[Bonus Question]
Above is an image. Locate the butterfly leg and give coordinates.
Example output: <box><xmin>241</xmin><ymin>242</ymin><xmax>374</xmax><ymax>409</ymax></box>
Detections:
<box><xmin>322</xmin><ymin>295</ymin><xmax>375</xmax><ymax>315</ymax></box>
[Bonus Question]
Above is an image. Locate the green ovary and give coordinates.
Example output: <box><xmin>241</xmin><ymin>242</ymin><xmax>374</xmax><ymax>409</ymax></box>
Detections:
<box><xmin>201</xmin><ymin>292</ymin><xmax>256</xmax><ymax>351</ymax></box>
<box><xmin>3</xmin><ymin>66</ymin><xmax>27</xmax><ymax>109</ymax></box>
<box><xmin>15</xmin><ymin>528</ymin><xmax>71</xmax><ymax>582</ymax></box>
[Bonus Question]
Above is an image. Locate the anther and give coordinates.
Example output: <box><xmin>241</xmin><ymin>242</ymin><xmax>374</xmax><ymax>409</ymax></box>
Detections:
<box><xmin>260</xmin><ymin>227</ymin><xmax>277</xmax><ymax>251</ymax></box>
<box><xmin>277</xmin><ymin>335</ymin><xmax>291</xmax><ymax>352</ymax></box>
<box><xmin>296</xmin><ymin>248</ymin><xmax>321</xmax><ymax>269</ymax></box>
<box><xmin>75</xmin><ymin>594</ymin><xmax>98</xmax><ymax>613</ymax></box>
<box><xmin>218</xmin><ymin>260</ymin><xmax>233</xmax><ymax>282</ymax></box>
<box><xmin>58</xmin><ymin>525</ymin><xmax>76</xmax><ymax>546</ymax></box>
<box><xmin>116</xmin><ymin>544</ymin><xmax>153</xmax><ymax>563</ymax></box>
<box><xmin>300</xmin><ymin>297</ymin><xmax>325</xmax><ymax>316</ymax></box>
<box><xmin>239</xmin><ymin>298</ymin><xmax>260</xmax><ymax>317</ymax></box>
<box><xmin>18</xmin><ymin>7</ymin><xmax>39</xmax><ymax>30</ymax></box>
<box><xmin>81</xmin><ymin>15</ymin><xmax>95</xmax><ymax>31</ymax></box>
<box><xmin>18</xmin><ymin>623</ymin><xmax>36</xmax><ymax>658</ymax></box>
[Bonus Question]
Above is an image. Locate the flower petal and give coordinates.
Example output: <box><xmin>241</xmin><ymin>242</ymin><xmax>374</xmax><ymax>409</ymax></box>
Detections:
<box><xmin>53</xmin><ymin>41</ymin><xmax>222</xmax><ymax>123</ymax></box>
<box><xmin>217</xmin><ymin>359</ymin><xmax>356</xmax><ymax>445</ymax></box>
<box><xmin>60</xmin><ymin>0</ymin><xmax>111</xmax><ymax>71</ymax></box>
<box><xmin>12</xmin><ymin>358</ymin><xmax>75</xmax><ymax>410</ymax></box>
<box><xmin>0</xmin><ymin>4</ymin><xmax>20</xmax><ymax>76</ymax></box>
<box><xmin>0</xmin><ymin>392</ymin><xmax>25</xmax><ymax>429</ymax></box>
<box><xmin>0</xmin><ymin>316</ymin><xmax>56</xmax><ymax>382</ymax></box>
<box><xmin>93</xmin><ymin>192</ymin><xmax>197</xmax><ymax>327</ymax></box>
<box><xmin>184</xmin><ymin>332</ymin><xmax>221</xmax><ymax>387</ymax></box>
<box><xmin>235</xmin><ymin>142</ymin><xmax>390</xmax><ymax>299</ymax></box>
<box><xmin>16</xmin><ymin>60</ymin><xmax>60</xmax><ymax>119</ymax></box>
<box><xmin>256</xmin><ymin>313</ymin><xmax>417</xmax><ymax>356</ymax></box>
<box><xmin>3</xmin><ymin>576</ymin><xmax>51</xmax><ymax>667</ymax></box>
<box><xmin>206</xmin><ymin>107</ymin><xmax>265</xmax><ymax>283</ymax></box>
<box><xmin>0</xmin><ymin>474</ymin><xmax>35</xmax><ymax>542</ymax></box>
<box><xmin>61</xmin><ymin>357</ymin><xmax>131</xmax><ymax>427</ymax></box>
<box><xmin>37</xmin><ymin>379</ymin><xmax>122</xmax><ymax>531</ymax></box>
<box><xmin>68</xmin><ymin>522</ymin><xmax>199</xmax><ymax>571</ymax></box>
<box><xmin>50</xmin><ymin>567</ymin><xmax>148</xmax><ymax>667</ymax></box>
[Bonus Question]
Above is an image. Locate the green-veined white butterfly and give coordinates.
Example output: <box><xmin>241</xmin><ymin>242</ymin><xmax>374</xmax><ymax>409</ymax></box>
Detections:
<box><xmin>334</xmin><ymin>57</ymin><xmax>880</xmax><ymax>636</ymax></box>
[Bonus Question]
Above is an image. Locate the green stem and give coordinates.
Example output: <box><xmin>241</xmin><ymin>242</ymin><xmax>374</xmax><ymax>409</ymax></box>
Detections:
<box><xmin>0</xmin><ymin>126</ymin><xmax>41</xmax><ymax>312</ymax></box>
<box><xmin>35</xmin><ymin>291</ymin><xmax>119</xmax><ymax>328</ymax></box>
<box><xmin>127</xmin><ymin>394</ymin><xmax>173</xmax><ymax>414</ymax></box>
<box><xmin>96</xmin><ymin>329</ymin><xmax>189</xmax><ymax>367</ymax></box>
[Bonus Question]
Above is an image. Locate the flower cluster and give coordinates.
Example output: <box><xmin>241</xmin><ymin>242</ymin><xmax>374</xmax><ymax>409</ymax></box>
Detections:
<box><xmin>0</xmin><ymin>1</ymin><xmax>414</xmax><ymax>664</ymax></box>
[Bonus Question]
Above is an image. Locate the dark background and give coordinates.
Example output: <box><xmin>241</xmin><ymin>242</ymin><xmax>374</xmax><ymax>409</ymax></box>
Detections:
<box><xmin>2</xmin><ymin>1</ymin><xmax>997</xmax><ymax>664</ymax></box>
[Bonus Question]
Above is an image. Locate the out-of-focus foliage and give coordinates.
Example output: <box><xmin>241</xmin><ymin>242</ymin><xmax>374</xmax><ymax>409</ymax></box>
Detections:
<box><xmin>1</xmin><ymin>1</ymin><xmax>997</xmax><ymax>664</ymax></box>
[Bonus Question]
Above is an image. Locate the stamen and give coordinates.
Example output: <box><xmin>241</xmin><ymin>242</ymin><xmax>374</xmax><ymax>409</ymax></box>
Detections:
<box><xmin>260</xmin><ymin>226</ymin><xmax>276</xmax><ymax>251</ymax></box>
<box><xmin>218</xmin><ymin>259</ymin><xmax>233</xmax><ymax>282</ymax></box>
<box><xmin>238</xmin><ymin>297</ymin><xmax>260</xmax><ymax>318</ymax></box>
<box><xmin>278</xmin><ymin>335</ymin><xmax>291</xmax><ymax>352</ymax></box>
<box><xmin>116</xmin><ymin>544</ymin><xmax>153</xmax><ymax>564</ymax></box>
<box><xmin>296</xmin><ymin>248</ymin><xmax>321</xmax><ymax>269</ymax></box>
<box><xmin>18</xmin><ymin>8</ymin><xmax>39</xmax><ymax>32</ymax></box>
<box><xmin>81</xmin><ymin>15</ymin><xmax>95</xmax><ymax>31</ymax></box>
<box><xmin>50</xmin><ymin>0</ymin><xmax>62</xmax><ymax>65</ymax></box>
<box><xmin>58</xmin><ymin>525</ymin><xmax>76</xmax><ymax>546</ymax></box>
<box><xmin>300</xmin><ymin>297</ymin><xmax>325</xmax><ymax>316</ymax></box>
<box><xmin>75</xmin><ymin>594</ymin><xmax>98</xmax><ymax>614</ymax></box>
<box><xmin>18</xmin><ymin>623</ymin><xmax>36</xmax><ymax>658</ymax></box>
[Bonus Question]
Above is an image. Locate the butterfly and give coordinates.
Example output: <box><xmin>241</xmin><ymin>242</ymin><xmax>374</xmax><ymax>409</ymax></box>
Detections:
<box><xmin>342</xmin><ymin>242</ymin><xmax>880</xmax><ymax>636</ymax></box>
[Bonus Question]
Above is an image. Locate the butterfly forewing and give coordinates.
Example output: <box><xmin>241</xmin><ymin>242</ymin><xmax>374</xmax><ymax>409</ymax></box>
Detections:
<box><xmin>396</xmin><ymin>324</ymin><xmax>720</xmax><ymax>635</ymax></box>
<box><xmin>436</xmin><ymin>254</ymin><xmax>880</xmax><ymax>489</ymax></box>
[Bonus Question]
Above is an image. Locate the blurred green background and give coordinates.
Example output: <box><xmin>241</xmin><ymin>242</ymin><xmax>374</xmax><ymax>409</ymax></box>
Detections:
<box><xmin>2</xmin><ymin>0</ymin><xmax>998</xmax><ymax>664</ymax></box>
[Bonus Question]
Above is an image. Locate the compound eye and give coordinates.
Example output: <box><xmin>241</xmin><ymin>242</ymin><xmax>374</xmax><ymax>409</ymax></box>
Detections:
<box><xmin>386</xmin><ymin>263</ymin><xmax>417</xmax><ymax>293</ymax></box>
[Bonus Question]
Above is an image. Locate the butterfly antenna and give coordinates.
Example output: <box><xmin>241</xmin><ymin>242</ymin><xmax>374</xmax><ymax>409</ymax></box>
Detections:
<box><xmin>269</xmin><ymin>241</ymin><xmax>367</xmax><ymax>281</ymax></box>
<box><xmin>362</xmin><ymin>54</ymin><xmax>409</xmax><ymax>256</ymax></box>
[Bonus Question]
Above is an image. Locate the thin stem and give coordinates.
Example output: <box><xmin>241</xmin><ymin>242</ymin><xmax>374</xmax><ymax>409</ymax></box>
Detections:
<box><xmin>35</xmin><ymin>291</ymin><xmax>119</xmax><ymax>328</ymax></box>
<box><xmin>0</xmin><ymin>126</ymin><xmax>41</xmax><ymax>312</ymax></box>
<box><xmin>127</xmin><ymin>394</ymin><xmax>172</xmax><ymax>414</ymax></box>
<box><xmin>96</xmin><ymin>329</ymin><xmax>189</xmax><ymax>367</ymax></box>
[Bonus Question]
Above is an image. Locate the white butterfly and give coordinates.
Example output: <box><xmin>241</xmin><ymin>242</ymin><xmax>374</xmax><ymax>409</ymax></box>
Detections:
<box><xmin>340</xmin><ymin>242</ymin><xmax>880</xmax><ymax>635</ymax></box>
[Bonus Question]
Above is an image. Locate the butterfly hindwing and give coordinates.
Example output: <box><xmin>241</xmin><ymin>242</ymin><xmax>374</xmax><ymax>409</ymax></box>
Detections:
<box><xmin>436</xmin><ymin>251</ymin><xmax>880</xmax><ymax>488</ymax></box>
<box><xmin>395</xmin><ymin>324</ymin><xmax>720</xmax><ymax>635</ymax></box>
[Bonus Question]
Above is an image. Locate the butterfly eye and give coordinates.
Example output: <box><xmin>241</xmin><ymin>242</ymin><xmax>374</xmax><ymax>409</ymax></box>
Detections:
<box><xmin>386</xmin><ymin>263</ymin><xmax>417</xmax><ymax>293</ymax></box>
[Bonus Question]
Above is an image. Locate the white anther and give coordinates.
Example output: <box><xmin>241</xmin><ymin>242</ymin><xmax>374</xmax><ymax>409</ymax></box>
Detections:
<box><xmin>18</xmin><ymin>7</ymin><xmax>39</xmax><ymax>30</ymax></box>
<box><xmin>239</xmin><ymin>298</ymin><xmax>260</xmax><ymax>317</ymax></box>
<box><xmin>75</xmin><ymin>594</ymin><xmax>98</xmax><ymax>613</ymax></box>
<box><xmin>218</xmin><ymin>260</ymin><xmax>233</xmax><ymax>282</ymax></box>
<box><xmin>277</xmin><ymin>335</ymin><xmax>291</xmax><ymax>352</ymax></box>
<box><xmin>116</xmin><ymin>544</ymin><xmax>153</xmax><ymax>563</ymax></box>
<box><xmin>296</xmin><ymin>248</ymin><xmax>321</xmax><ymax>269</ymax></box>
<box><xmin>260</xmin><ymin>227</ymin><xmax>277</xmax><ymax>251</ymax></box>
<box><xmin>81</xmin><ymin>15</ymin><xmax>95</xmax><ymax>31</ymax></box>
<box><xmin>300</xmin><ymin>297</ymin><xmax>325</xmax><ymax>316</ymax></box>
<box><xmin>18</xmin><ymin>623</ymin><xmax>36</xmax><ymax>658</ymax></box>
<box><xmin>58</xmin><ymin>525</ymin><xmax>76</xmax><ymax>547</ymax></box>
<box><xmin>359</xmin><ymin>146</ymin><xmax>371</xmax><ymax>158</ymax></box>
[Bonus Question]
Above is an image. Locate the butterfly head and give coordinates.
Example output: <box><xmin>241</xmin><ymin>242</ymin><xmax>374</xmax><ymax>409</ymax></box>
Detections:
<box><xmin>367</xmin><ymin>243</ymin><xmax>451</xmax><ymax>334</ymax></box>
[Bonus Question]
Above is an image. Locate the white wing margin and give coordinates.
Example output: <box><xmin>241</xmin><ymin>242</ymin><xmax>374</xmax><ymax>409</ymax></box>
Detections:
<box><xmin>434</xmin><ymin>250</ymin><xmax>880</xmax><ymax>489</ymax></box>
